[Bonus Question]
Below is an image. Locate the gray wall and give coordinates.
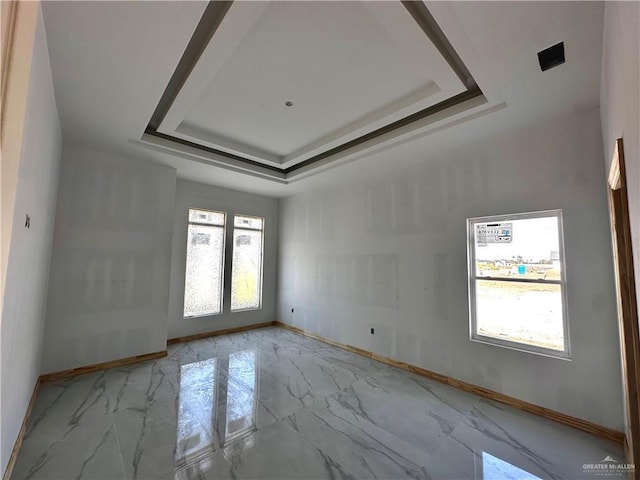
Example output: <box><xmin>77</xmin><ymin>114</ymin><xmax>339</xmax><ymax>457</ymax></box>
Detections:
<box><xmin>41</xmin><ymin>148</ymin><xmax>176</xmax><ymax>373</ymax></box>
<box><xmin>1</xmin><ymin>6</ymin><xmax>62</xmax><ymax>474</ymax></box>
<box><xmin>167</xmin><ymin>179</ymin><xmax>278</xmax><ymax>339</ymax></box>
<box><xmin>600</xmin><ymin>0</ymin><xmax>640</xmax><ymax>445</ymax></box>
<box><xmin>601</xmin><ymin>1</ymin><xmax>639</xmax><ymax>328</ymax></box>
<box><xmin>278</xmin><ymin>108</ymin><xmax>624</xmax><ymax>430</ymax></box>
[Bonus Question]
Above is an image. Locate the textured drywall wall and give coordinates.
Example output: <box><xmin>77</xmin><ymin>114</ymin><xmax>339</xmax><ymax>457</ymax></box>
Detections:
<box><xmin>600</xmin><ymin>0</ymin><xmax>640</xmax><ymax>449</ymax></box>
<box><xmin>601</xmin><ymin>1</ymin><xmax>639</xmax><ymax>331</ymax></box>
<box><xmin>1</xmin><ymin>4</ymin><xmax>62</xmax><ymax>474</ymax></box>
<box><xmin>1</xmin><ymin>1</ymin><xmax>37</xmax><ymax>310</ymax></box>
<box><xmin>167</xmin><ymin>179</ymin><xmax>278</xmax><ymax>339</ymax></box>
<box><xmin>278</xmin><ymin>108</ymin><xmax>624</xmax><ymax>430</ymax></box>
<box><xmin>41</xmin><ymin>148</ymin><xmax>176</xmax><ymax>373</ymax></box>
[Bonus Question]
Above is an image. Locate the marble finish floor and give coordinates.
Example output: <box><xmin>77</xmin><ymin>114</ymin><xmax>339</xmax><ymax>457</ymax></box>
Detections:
<box><xmin>12</xmin><ymin>326</ymin><xmax>624</xmax><ymax>479</ymax></box>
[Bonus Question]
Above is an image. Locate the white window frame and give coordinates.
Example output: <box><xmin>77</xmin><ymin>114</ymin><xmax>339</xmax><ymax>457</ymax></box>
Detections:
<box><xmin>467</xmin><ymin>209</ymin><xmax>570</xmax><ymax>359</ymax></box>
<box><xmin>231</xmin><ymin>214</ymin><xmax>265</xmax><ymax>312</ymax></box>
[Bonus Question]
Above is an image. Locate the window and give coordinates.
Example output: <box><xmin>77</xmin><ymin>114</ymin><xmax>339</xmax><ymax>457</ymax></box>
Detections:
<box><xmin>231</xmin><ymin>215</ymin><xmax>264</xmax><ymax>311</ymax></box>
<box><xmin>183</xmin><ymin>209</ymin><xmax>225</xmax><ymax>317</ymax></box>
<box><xmin>467</xmin><ymin>210</ymin><xmax>569</xmax><ymax>358</ymax></box>
<box><xmin>183</xmin><ymin>210</ymin><xmax>264</xmax><ymax>316</ymax></box>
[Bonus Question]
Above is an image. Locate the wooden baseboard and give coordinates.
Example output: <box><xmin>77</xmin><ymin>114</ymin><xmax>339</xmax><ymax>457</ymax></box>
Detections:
<box><xmin>39</xmin><ymin>321</ymin><xmax>277</xmax><ymax>384</ymax></box>
<box><xmin>2</xmin><ymin>378</ymin><xmax>40</xmax><ymax>480</ymax></box>
<box><xmin>39</xmin><ymin>350</ymin><xmax>168</xmax><ymax>384</ymax></box>
<box><xmin>167</xmin><ymin>321</ymin><xmax>276</xmax><ymax>345</ymax></box>
<box><xmin>274</xmin><ymin>321</ymin><xmax>625</xmax><ymax>445</ymax></box>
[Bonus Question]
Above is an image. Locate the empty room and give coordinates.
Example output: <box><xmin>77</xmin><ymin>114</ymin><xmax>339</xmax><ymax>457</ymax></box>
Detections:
<box><xmin>1</xmin><ymin>1</ymin><xmax>639</xmax><ymax>479</ymax></box>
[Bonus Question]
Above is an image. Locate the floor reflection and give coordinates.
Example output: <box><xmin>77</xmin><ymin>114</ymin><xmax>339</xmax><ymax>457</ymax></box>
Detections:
<box><xmin>479</xmin><ymin>451</ymin><xmax>542</xmax><ymax>480</ymax></box>
<box><xmin>225</xmin><ymin>349</ymin><xmax>258</xmax><ymax>443</ymax></box>
<box><xmin>176</xmin><ymin>349</ymin><xmax>258</xmax><ymax>475</ymax></box>
<box><xmin>176</xmin><ymin>358</ymin><xmax>217</xmax><ymax>467</ymax></box>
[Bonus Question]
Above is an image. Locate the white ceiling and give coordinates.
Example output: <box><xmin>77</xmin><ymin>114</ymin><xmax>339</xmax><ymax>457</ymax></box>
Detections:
<box><xmin>156</xmin><ymin>1</ymin><xmax>466</xmax><ymax>167</ymax></box>
<box><xmin>41</xmin><ymin>1</ymin><xmax>605</xmax><ymax>198</ymax></box>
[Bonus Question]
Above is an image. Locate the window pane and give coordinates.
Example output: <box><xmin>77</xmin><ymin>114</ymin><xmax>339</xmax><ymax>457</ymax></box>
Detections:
<box><xmin>189</xmin><ymin>209</ymin><xmax>225</xmax><ymax>226</ymax></box>
<box><xmin>475</xmin><ymin>279</ymin><xmax>564</xmax><ymax>351</ymax></box>
<box><xmin>231</xmin><ymin>229</ymin><xmax>263</xmax><ymax>310</ymax></box>
<box><xmin>474</xmin><ymin>216</ymin><xmax>560</xmax><ymax>279</ymax></box>
<box><xmin>184</xmin><ymin>224</ymin><xmax>224</xmax><ymax>316</ymax></box>
<box><xmin>234</xmin><ymin>215</ymin><xmax>263</xmax><ymax>230</ymax></box>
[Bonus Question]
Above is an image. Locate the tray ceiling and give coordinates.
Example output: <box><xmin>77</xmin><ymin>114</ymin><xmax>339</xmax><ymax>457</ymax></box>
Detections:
<box><xmin>141</xmin><ymin>1</ymin><xmax>484</xmax><ymax>182</ymax></box>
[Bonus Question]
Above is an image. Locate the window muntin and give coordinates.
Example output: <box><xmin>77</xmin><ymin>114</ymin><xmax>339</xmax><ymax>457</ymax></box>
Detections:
<box><xmin>184</xmin><ymin>209</ymin><xmax>225</xmax><ymax>317</ymax></box>
<box><xmin>231</xmin><ymin>215</ymin><xmax>264</xmax><ymax>311</ymax></box>
<box><xmin>467</xmin><ymin>210</ymin><xmax>569</xmax><ymax>358</ymax></box>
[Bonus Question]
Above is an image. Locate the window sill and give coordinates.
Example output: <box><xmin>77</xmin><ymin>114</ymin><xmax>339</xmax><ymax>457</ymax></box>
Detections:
<box><xmin>231</xmin><ymin>307</ymin><xmax>262</xmax><ymax>313</ymax></box>
<box><xmin>470</xmin><ymin>335</ymin><xmax>571</xmax><ymax>361</ymax></box>
<box><xmin>184</xmin><ymin>312</ymin><xmax>223</xmax><ymax>319</ymax></box>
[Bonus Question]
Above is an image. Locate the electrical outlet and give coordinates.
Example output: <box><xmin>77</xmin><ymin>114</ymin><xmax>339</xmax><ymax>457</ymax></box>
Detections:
<box><xmin>370</xmin><ymin>328</ymin><xmax>375</xmax><ymax>334</ymax></box>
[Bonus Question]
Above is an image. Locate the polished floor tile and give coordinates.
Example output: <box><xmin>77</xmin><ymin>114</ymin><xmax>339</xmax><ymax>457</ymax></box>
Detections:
<box><xmin>12</xmin><ymin>326</ymin><xmax>624</xmax><ymax>479</ymax></box>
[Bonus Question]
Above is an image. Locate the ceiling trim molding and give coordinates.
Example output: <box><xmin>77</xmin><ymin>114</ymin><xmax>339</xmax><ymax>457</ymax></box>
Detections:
<box><xmin>400</xmin><ymin>0</ymin><xmax>476</xmax><ymax>90</ymax></box>
<box><xmin>143</xmin><ymin>127</ymin><xmax>284</xmax><ymax>174</ymax></box>
<box><xmin>282</xmin><ymin>87</ymin><xmax>482</xmax><ymax>174</ymax></box>
<box><xmin>132</xmin><ymin>134</ymin><xmax>288</xmax><ymax>184</ymax></box>
<box><xmin>148</xmin><ymin>1</ymin><xmax>232</xmax><ymax>131</ymax></box>
<box><xmin>143</xmin><ymin>0</ymin><xmax>484</xmax><ymax>180</ymax></box>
